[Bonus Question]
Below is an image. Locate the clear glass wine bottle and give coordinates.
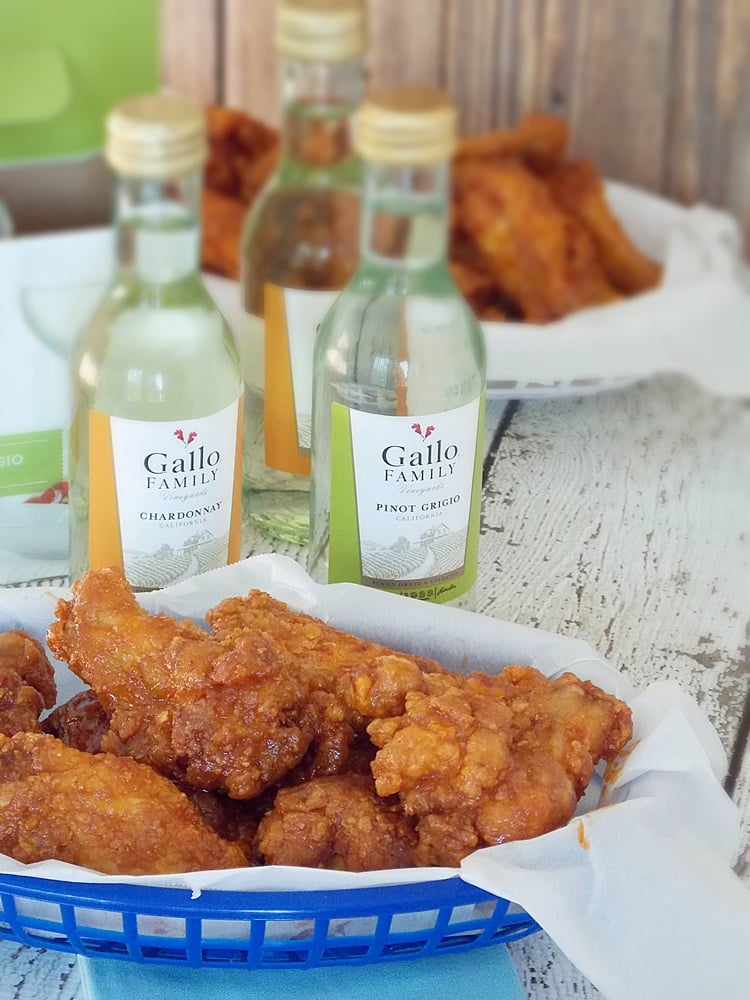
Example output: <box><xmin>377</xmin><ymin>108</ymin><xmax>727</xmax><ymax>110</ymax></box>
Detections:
<box><xmin>240</xmin><ymin>0</ymin><xmax>366</xmax><ymax>545</ymax></box>
<box><xmin>308</xmin><ymin>86</ymin><xmax>487</xmax><ymax>609</ymax></box>
<box><xmin>69</xmin><ymin>94</ymin><xmax>244</xmax><ymax>590</ymax></box>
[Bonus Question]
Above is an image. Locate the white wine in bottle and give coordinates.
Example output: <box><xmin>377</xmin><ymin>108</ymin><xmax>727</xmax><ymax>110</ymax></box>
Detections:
<box><xmin>69</xmin><ymin>94</ymin><xmax>244</xmax><ymax>590</ymax></box>
<box><xmin>308</xmin><ymin>86</ymin><xmax>487</xmax><ymax>610</ymax></box>
<box><xmin>240</xmin><ymin>0</ymin><xmax>366</xmax><ymax>544</ymax></box>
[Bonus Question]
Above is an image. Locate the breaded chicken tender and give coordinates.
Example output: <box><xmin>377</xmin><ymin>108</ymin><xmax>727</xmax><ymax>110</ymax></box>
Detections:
<box><xmin>207</xmin><ymin>591</ymin><xmax>447</xmax><ymax>779</ymax></box>
<box><xmin>369</xmin><ymin>665</ymin><xmax>633</xmax><ymax>867</ymax></box>
<box><xmin>0</xmin><ymin>732</ymin><xmax>247</xmax><ymax>874</ymax></box>
<box><xmin>256</xmin><ymin>774</ymin><xmax>418</xmax><ymax>871</ymax></box>
<box><xmin>207</xmin><ymin>590</ymin><xmax>444</xmax><ymax>722</ymax></box>
<box><xmin>47</xmin><ymin>568</ymin><xmax>316</xmax><ymax>799</ymax></box>
<box><xmin>0</xmin><ymin>630</ymin><xmax>57</xmax><ymax>736</ymax></box>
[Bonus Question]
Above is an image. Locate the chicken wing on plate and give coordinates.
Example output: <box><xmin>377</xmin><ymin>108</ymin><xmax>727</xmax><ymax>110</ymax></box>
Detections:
<box><xmin>0</xmin><ymin>731</ymin><xmax>247</xmax><ymax>874</ymax></box>
<box><xmin>455</xmin><ymin>111</ymin><xmax>570</xmax><ymax>172</ymax></box>
<box><xmin>0</xmin><ymin>630</ymin><xmax>57</xmax><ymax>736</ymax></box>
<box><xmin>369</xmin><ymin>665</ymin><xmax>633</xmax><ymax>867</ymax></box>
<box><xmin>47</xmin><ymin>568</ymin><xmax>316</xmax><ymax>799</ymax></box>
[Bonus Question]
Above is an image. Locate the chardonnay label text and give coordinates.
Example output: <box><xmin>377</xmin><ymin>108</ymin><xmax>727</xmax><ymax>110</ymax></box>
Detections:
<box><xmin>88</xmin><ymin>397</ymin><xmax>242</xmax><ymax>588</ymax></box>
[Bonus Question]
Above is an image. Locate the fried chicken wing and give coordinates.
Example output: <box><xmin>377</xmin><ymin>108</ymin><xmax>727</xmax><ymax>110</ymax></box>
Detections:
<box><xmin>256</xmin><ymin>774</ymin><xmax>418</xmax><ymax>871</ymax></box>
<box><xmin>545</xmin><ymin>160</ymin><xmax>662</xmax><ymax>294</ymax></box>
<box><xmin>0</xmin><ymin>732</ymin><xmax>247</xmax><ymax>874</ymax></box>
<box><xmin>0</xmin><ymin>630</ymin><xmax>57</xmax><ymax>736</ymax></box>
<box><xmin>46</xmin><ymin>568</ymin><xmax>316</xmax><ymax>799</ymax></box>
<box><xmin>454</xmin><ymin>158</ymin><xmax>622</xmax><ymax>323</ymax></box>
<box><xmin>369</xmin><ymin>665</ymin><xmax>632</xmax><ymax>867</ymax></box>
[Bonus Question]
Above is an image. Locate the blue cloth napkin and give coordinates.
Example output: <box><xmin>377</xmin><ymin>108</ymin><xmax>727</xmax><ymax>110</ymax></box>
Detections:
<box><xmin>78</xmin><ymin>945</ymin><xmax>524</xmax><ymax>999</ymax></box>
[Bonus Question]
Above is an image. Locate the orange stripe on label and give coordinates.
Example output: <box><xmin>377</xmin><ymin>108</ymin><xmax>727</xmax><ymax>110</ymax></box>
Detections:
<box><xmin>263</xmin><ymin>283</ymin><xmax>311</xmax><ymax>477</ymax></box>
<box><xmin>228</xmin><ymin>396</ymin><xmax>244</xmax><ymax>562</ymax></box>
<box><xmin>88</xmin><ymin>410</ymin><xmax>123</xmax><ymax>569</ymax></box>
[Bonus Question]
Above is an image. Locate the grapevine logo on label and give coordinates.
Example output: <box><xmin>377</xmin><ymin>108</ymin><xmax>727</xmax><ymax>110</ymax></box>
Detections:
<box><xmin>174</xmin><ymin>428</ymin><xmax>197</xmax><ymax>447</ymax></box>
<box><xmin>411</xmin><ymin>422</ymin><xmax>434</xmax><ymax>441</ymax></box>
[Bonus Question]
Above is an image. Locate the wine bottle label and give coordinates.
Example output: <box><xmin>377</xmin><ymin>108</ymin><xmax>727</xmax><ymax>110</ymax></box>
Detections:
<box><xmin>87</xmin><ymin>397</ymin><xmax>243</xmax><ymax>589</ymax></box>
<box><xmin>261</xmin><ymin>284</ymin><xmax>339</xmax><ymax>476</ymax></box>
<box><xmin>328</xmin><ymin>396</ymin><xmax>485</xmax><ymax>603</ymax></box>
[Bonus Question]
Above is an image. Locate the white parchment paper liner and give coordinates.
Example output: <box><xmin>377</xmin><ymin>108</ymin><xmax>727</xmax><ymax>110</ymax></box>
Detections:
<box><xmin>0</xmin><ymin>555</ymin><xmax>748</xmax><ymax>999</ymax></box>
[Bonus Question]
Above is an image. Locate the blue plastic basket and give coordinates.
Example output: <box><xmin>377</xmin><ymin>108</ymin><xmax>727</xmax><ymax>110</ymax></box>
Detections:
<box><xmin>0</xmin><ymin>872</ymin><xmax>538</xmax><ymax>969</ymax></box>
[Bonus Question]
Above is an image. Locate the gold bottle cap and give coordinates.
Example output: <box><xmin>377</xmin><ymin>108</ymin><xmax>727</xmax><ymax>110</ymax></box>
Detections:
<box><xmin>355</xmin><ymin>85</ymin><xmax>458</xmax><ymax>166</ymax></box>
<box><xmin>276</xmin><ymin>0</ymin><xmax>367</xmax><ymax>62</ymax></box>
<box><xmin>105</xmin><ymin>93</ymin><xmax>207</xmax><ymax>179</ymax></box>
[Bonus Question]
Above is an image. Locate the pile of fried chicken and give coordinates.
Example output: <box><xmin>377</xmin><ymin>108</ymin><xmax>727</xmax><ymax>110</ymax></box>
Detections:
<box><xmin>0</xmin><ymin>568</ymin><xmax>633</xmax><ymax>877</ymax></box>
<box><xmin>201</xmin><ymin>105</ymin><xmax>661</xmax><ymax>323</ymax></box>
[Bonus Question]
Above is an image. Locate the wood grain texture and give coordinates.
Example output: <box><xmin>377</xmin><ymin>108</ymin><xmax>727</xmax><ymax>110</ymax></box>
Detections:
<box><xmin>224</xmin><ymin>0</ymin><xmax>278</xmax><ymax>123</ymax></box>
<box><xmin>160</xmin><ymin>0</ymin><xmax>222</xmax><ymax>103</ymax></box>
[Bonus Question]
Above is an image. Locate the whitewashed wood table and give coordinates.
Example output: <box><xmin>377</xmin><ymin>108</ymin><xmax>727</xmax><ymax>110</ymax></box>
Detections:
<box><xmin>2</xmin><ymin>373</ymin><xmax>748</xmax><ymax>999</ymax></box>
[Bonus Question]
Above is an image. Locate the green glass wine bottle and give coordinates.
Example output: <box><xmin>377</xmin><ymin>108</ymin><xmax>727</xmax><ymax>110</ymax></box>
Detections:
<box><xmin>308</xmin><ymin>85</ymin><xmax>487</xmax><ymax>609</ymax></box>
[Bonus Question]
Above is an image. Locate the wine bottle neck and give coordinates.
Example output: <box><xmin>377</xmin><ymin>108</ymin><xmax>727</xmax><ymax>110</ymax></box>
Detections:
<box><xmin>279</xmin><ymin>56</ymin><xmax>363</xmax><ymax>168</ymax></box>
<box><xmin>113</xmin><ymin>171</ymin><xmax>201</xmax><ymax>285</ymax></box>
<box><xmin>359</xmin><ymin>160</ymin><xmax>450</xmax><ymax>271</ymax></box>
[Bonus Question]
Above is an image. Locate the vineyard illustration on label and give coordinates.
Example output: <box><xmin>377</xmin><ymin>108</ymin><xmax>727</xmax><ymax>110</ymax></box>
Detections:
<box><xmin>361</xmin><ymin>522</ymin><xmax>467</xmax><ymax>585</ymax></box>
<box><xmin>123</xmin><ymin>529</ymin><xmax>231</xmax><ymax>590</ymax></box>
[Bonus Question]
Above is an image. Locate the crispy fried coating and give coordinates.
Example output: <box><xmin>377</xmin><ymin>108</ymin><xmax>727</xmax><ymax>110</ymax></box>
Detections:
<box><xmin>0</xmin><ymin>732</ymin><xmax>247</xmax><ymax>874</ymax></box>
<box><xmin>456</xmin><ymin>111</ymin><xmax>569</xmax><ymax>172</ymax></box>
<box><xmin>545</xmin><ymin>159</ymin><xmax>662</xmax><ymax>294</ymax></box>
<box><xmin>41</xmin><ymin>689</ymin><xmax>111</xmax><ymax>754</ymax></box>
<box><xmin>453</xmin><ymin>158</ymin><xmax>622</xmax><ymax>323</ymax></box>
<box><xmin>369</xmin><ymin>665</ymin><xmax>633</xmax><ymax>867</ymax></box>
<box><xmin>46</xmin><ymin>568</ymin><xmax>316</xmax><ymax>799</ymax></box>
<box><xmin>206</xmin><ymin>590</ymin><xmax>447</xmax><ymax>780</ymax></box>
<box><xmin>201</xmin><ymin>105</ymin><xmax>279</xmax><ymax>281</ymax></box>
<box><xmin>40</xmin><ymin>570</ymin><xmax>635</xmax><ymax>875</ymax></box>
<box><xmin>0</xmin><ymin>630</ymin><xmax>57</xmax><ymax>736</ymax></box>
<box><xmin>256</xmin><ymin>774</ymin><xmax>418</xmax><ymax>871</ymax></box>
<box><xmin>207</xmin><ymin>590</ymin><xmax>444</xmax><ymax>723</ymax></box>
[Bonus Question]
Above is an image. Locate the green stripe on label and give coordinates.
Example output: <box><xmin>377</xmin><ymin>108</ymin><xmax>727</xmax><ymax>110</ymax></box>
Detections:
<box><xmin>0</xmin><ymin>429</ymin><xmax>64</xmax><ymax>497</ymax></box>
<box><xmin>329</xmin><ymin>402</ymin><xmax>362</xmax><ymax>585</ymax></box>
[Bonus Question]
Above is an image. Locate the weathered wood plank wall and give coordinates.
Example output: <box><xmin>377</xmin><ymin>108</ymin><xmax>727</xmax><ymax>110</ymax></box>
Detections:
<box><xmin>161</xmin><ymin>0</ymin><xmax>750</xmax><ymax>251</ymax></box>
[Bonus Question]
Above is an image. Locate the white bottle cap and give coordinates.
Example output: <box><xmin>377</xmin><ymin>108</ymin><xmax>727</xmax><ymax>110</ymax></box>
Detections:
<box><xmin>276</xmin><ymin>0</ymin><xmax>367</xmax><ymax>63</ymax></box>
<box><xmin>105</xmin><ymin>93</ymin><xmax>207</xmax><ymax>179</ymax></box>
